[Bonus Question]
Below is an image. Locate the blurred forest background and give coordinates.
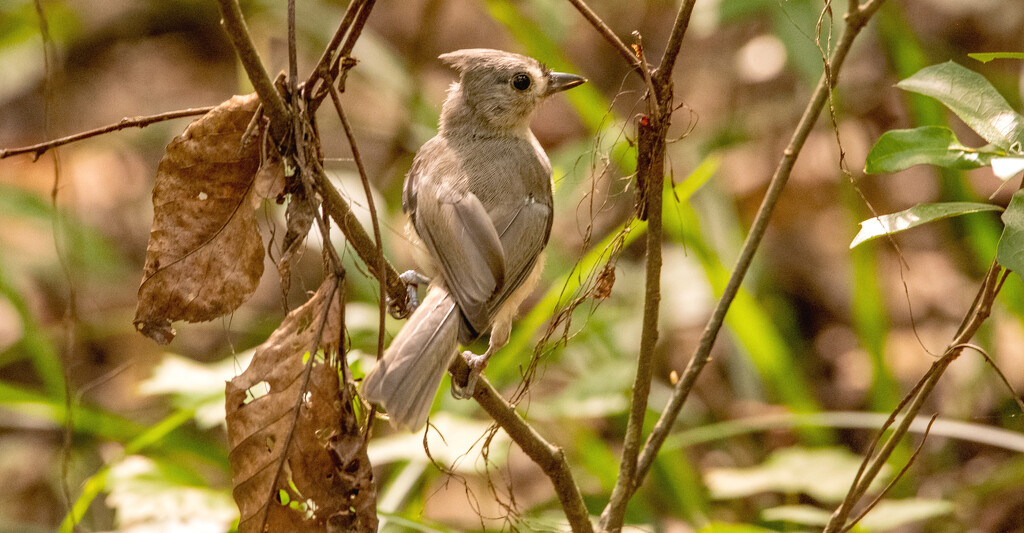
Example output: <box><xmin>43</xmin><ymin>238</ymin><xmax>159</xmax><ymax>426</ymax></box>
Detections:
<box><xmin>2</xmin><ymin>0</ymin><xmax>1024</xmax><ymax>531</ymax></box>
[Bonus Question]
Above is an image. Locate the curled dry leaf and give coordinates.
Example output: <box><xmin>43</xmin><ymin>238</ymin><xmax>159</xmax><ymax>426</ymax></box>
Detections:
<box><xmin>134</xmin><ymin>93</ymin><xmax>266</xmax><ymax>344</ymax></box>
<box><xmin>225</xmin><ymin>278</ymin><xmax>377</xmax><ymax>533</ymax></box>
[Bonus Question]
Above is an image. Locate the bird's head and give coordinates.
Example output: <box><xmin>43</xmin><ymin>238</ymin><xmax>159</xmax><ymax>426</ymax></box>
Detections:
<box><xmin>438</xmin><ymin>48</ymin><xmax>586</xmax><ymax>134</ymax></box>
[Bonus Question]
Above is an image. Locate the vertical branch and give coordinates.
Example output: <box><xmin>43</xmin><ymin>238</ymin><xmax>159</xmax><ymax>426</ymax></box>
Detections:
<box><xmin>326</xmin><ymin>86</ymin><xmax>388</xmax><ymax>358</ymax></box>
<box><xmin>32</xmin><ymin>1</ymin><xmax>77</xmax><ymax>529</ymax></box>
<box><xmin>633</xmin><ymin>0</ymin><xmax>887</xmax><ymax>495</ymax></box>
<box><xmin>600</xmin><ymin>89</ymin><xmax>671</xmax><ymax>531</ymax></box>
<box><xmin>598</xmin><ymin>0</ymin><xmax>696</xmax><ymax>527</ymax></box>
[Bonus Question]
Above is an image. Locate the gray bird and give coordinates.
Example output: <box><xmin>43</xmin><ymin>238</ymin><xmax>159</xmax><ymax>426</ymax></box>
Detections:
<box><xmin>360</xmin><ymin>49</ymin><xmax>586</xmax><ymax>431</ymax></box>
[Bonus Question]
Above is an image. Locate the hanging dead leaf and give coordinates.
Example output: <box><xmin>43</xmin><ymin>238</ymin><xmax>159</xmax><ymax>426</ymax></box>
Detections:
<box><xmin>225</xmin><ymin>278</ymin><xmax>377</xmax><ymax>533</ymax></box>
<box><xmin>278</xmin><ymin>186</ymin><xmax>316</xmax><ymax>303</ymax></box>
<box><xmin>254</xmin><ymin>150</ymin><xmax>286</xmax><ymax>205</ymax></box>
<box><xmin>134</xmin><ymin>93</ymin><xmax>266</xmax><ymax>344</ymax></box>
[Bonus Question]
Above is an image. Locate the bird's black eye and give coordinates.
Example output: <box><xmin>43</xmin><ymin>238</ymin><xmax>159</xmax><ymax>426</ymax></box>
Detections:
<box><xmin>511</xmin><ymin>72</ymin><xmax>532</xmax><ymax>91</ymax></box>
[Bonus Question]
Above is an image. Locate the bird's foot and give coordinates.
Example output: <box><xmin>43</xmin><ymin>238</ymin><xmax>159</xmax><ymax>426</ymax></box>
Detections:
<box><xmin>451</xmin><ymin>351</ymin><xmax>489</xmax><ymax>399</ymax></box>
<box><xmin>388</xmin><ymin>270</ymin><xmax>431</xmax><ymax>319</ymax></box>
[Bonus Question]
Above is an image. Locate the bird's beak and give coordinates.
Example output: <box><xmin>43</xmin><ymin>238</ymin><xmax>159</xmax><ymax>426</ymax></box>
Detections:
<box><xmin>546</xmin><ymin>72</ymin><xmax>587</xmax><ymax>95</ymax></box>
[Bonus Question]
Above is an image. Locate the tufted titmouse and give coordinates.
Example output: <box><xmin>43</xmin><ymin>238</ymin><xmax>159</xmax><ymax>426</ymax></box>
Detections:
<box><xmin>360</xmin><ymin>49</ymin><xmax>586</xmax><ymax>431</ymax></box>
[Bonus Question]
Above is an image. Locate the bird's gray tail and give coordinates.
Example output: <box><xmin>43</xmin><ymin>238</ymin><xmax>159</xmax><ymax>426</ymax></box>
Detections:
<box><xmin>360</xmin><ymin>284</ymin><xmax>460</xmax><ymax>431</ymax></box>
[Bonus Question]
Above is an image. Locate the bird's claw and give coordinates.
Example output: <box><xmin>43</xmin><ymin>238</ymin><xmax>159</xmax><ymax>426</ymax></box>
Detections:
<box><xmin>388</xmin><ymin>270</ymin><xmax>431</xmax><ymax>319</ymax></box>
<box><xmin>451</xmin><ymin>351</ymin><xmax>488</xmax><ymax>399</ymax></box>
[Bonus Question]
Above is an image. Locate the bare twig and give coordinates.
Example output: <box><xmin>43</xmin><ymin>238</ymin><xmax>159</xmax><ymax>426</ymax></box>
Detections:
<box><xmin>0</xmin><ymin>107</ymin><xmax>214</xmax><ymax>160</ymax></box>
<box><xmin>601</xmin><ymin>0</ymin><xmax>888</xmax><ymax>523</ymax></box>
<box><xmin>840</xmin><ymin>415</ymin><xmax>938</xmax><ymax>533</ymax></box>
<box><xmin>467</xmin><ymin>371</ymin><xmax>594</xmax><ymax>533</ymax></box>
<box><xmin>304</xmin><ymin>0</ymin><xmax>364</xmax><ymax>94</ymax></box>
<box><xmin>326</xmin><ymin>84</ymin><xmax>388</xmax><ymax>357</ymax></box>
<box><xmin>653</xmin><ymin>0</ymin><xmax>697</xmax><ymax>86</ymax></box>
<box><xmin>566</xmin><ymin>0</ymin><xmax>643</xmax><ymax>75</ymax></box>
<box><xmin>562</xmin><ymin>0</ymin><xmax>694</xmax><ymax>529</ymax></box>
<box><xmin>600</xmin><ymin>84</ymin><xmax>671</xmax><ymax>532</ymax></box>
<box><xmin>213</xmin><ymin>0</ymin><xmax>290</xmax><ymax>141</ymax></box>
<box><xmin>824</xmin><ymin>260</ymin><xmax>1004</xmax><ymax>532</ymax></box>
<box><xmin>311</xmin><ymin>161</ymin><xmax>410</xmax><ymax>317</ymax></box>
<box><xmin>306</xmin><ymin>0</ymin><xmax>377</xmax><ymax>113</ymax></box>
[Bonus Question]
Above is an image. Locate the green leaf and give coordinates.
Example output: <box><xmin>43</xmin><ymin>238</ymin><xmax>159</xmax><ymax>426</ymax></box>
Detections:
<box><xmin>997</xmin><ymin>190</ymin><xmax>1024</xmax><ymax>281</ymax></box>
<box><xmin>704</xmin><ymin>447</ymin><xmax>890</xmax><ymax>503</ymax></box>
<box><xmin>897</xmin><ymin>61</ymin><xmax>1024</xmax><ymax>149</ymax></box>
<box><xmin>696</xmin><ymin>523</ymin><xmax>778</xmax><ymax>533</ymax></box>
<box><xmin>851</xmin><ymin>202</ymin><xmax>1003</xmax><ymax>248</ymax></box>
<box><xmin>858</xmin><ymin>499</ymin><xmax>953</xmax><ymax>531</ymax></box>
<box><xmin>992</xmin><ymin>156</ymin><xmax>1024</xmax><ymax>180</ymax></box>
<box><xmin>763</xmin><ymin>504</ymin><xmax>831</xmax><ymax>527</ymax></box>
<box><xmin>106</xmin><ymin>456</ymin><xmax>237</xmax><ymax>532</ymax></box>
<box><xmin>763</xmin><ymin>499</ymin><xmax>953</xmax><ymax>531</ymax></box>
<box><xmin>864</xmin><ymin>126</ymin><xmax>999</xmax><ymax>173</ymax></box>
<box><xmin>969</xmin><ymin>52</ymin><xmax>1024</xmax><ymax>64</ymax></box>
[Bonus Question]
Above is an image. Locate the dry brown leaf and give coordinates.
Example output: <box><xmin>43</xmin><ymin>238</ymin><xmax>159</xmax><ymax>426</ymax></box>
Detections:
<box><xmin>134</xmin><ymin>93</ymin><xmax>265</xmax><ymax>344</ymax></box>
<box><xmin>225</xmin><ymin>278</ymin><xmax>377</xmax><ymax>533</ymax></box>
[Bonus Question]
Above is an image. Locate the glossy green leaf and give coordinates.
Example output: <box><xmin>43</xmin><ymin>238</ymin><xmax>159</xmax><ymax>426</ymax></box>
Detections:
<box><xmin>897</xmin><ymin>61</ymin><xmax>1024</xmax><ymax>149</ymax></box>
<box><xmin>851</xmin><ymin>202</ymin><xmax>1003</xmax><ymax>248</ymax></box>
<box><xmin>997</xmin><ymin>190</ymin><xmax>1024</xmax><ymax>281</ymax></box>
<box><xmin>864</xmin><ymin>126</ymin><xmax>998</xmax><ymax>173</ymax></box>
<box><xmin>969</xmin><ymin>52</ymin><xmax>1024</xmax><ymax>63</ymax></box>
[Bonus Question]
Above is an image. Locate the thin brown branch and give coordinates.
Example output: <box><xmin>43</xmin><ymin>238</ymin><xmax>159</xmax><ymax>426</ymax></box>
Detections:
<box><xmin>653</xmin><ymin>0</ymin><xmax>697</xmax><ymax>86</ymax></box>
<box><xmin>306</xmin><ymin>0</ymin><xmax>376</xmax><ymax>113</ymax></box>
<box><xmin>287</xmin><ymin>0</ymin><xmax>298</xmax><ymax>91</ymax></box>
<box><xmin>566</xmin><ymin>0</ymin><xmax>643</xmax><ymax>76</ymax></box>
<box><xmin>213</xmin><ymin>0</ymin><xmax>290</xmax><ymax>141</ymax></box>
<box><xmin>824</xmin><ymin>260</ymin><xmax>1004</xmax><ymax>532</ymax></box>
<box><xmin>579</xmin><ymin>0</ymin><xmax>690</xmax><ymax>528</ymax></box>
<box><xmin>840</xmin><ymin>415</ymin><xmax>938</xmax><ymax>533</ymax></box>
<box><xmin>326</xmin><ymin>85</ymin><xmax>388</xmax><ymax>358</ymax></box>
<box><xmin>311</xmin><ymin>160</ymin><xmax>410</xmax><ymax>317</ymax></box>
<box><xmin>631</xmin><ymin>0</ymin><xmax>888</xmax><ymax>506</ymax></box>
<box><xmin>304</xmin><ymin>0</ymin><xmax>364</xmax><ymax>94</ymax></box>
<box><xmin>468</xmin><ymin>372</ymin><xmax>594</xmax><ymax>533</ymax></box>
<box><xmin>600</xmin><ymin>90</ymin><xmax>671</xmax><ymax>531</ymax></box>
<box><xmin>0</xmin><ymin>107</ymin><xmax>214</xmax><ymax>160</ymax></box>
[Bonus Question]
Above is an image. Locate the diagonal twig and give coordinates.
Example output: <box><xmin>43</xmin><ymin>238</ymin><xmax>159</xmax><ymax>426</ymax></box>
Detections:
<box><xmin>465</xmin><ymin>370</ymin><xmax>594</xmax><ymax>533</ymax></box>
<box><xmin>325</xmin><ymin>84</ymin><xmax>388</xmax><ymax>357</ymax></box>
<box><xmin>590</xmin><ymin>0</ymin><xmax>890</xmax><ymax>528</ymax></box>
<box><xmin>213</xmin><ymin>0</ymin><xmax>290</xmax><ymax>141</ymax></box>
<box><xmin>566</xmin><ymin>0</ymin><xmax>643</xmax><ymax>76</ymax></box>
<box><xmin>824</xmin><ymin>259</ymin><xmax>1004</xmax><ymax>532</ymax></box>
<box><xmin>305</xmin><ymin>0</ymin><xmax>377</xmax><ymax>113</ymax></box>
<box><xmin>0</xmin><ymin>107</ymin><xmax>214</xmax><ymax>160</ymax></box>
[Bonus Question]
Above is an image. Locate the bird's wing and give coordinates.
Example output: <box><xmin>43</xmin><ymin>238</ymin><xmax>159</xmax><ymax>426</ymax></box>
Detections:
<box><xmin>487</xmin><ymin>195</ymin><xmax>552</xmax><ymax>315</ymax></box>
<box><xmin>409</xmin><ymin>164</ymin><xmax>505</xmax><ymax>338</ymax></box>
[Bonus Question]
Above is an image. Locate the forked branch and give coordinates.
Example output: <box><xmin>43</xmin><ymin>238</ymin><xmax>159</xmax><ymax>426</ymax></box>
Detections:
<box><xmin>823</xmin><ymin>261</ymin><xmax>1006</xmax><ymax>532</ymax></box>
<box><xmin>566</xmin><ymin>0</ymin><xmax>889</xmax><ymax>530</ymax></box>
